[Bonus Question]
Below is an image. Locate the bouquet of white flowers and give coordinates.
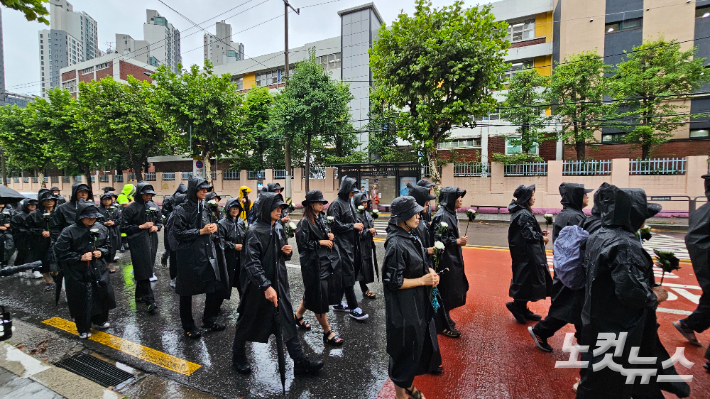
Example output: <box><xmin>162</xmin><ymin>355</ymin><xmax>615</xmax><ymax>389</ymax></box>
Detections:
<box><xmin>371</xmin><ymin>208</ymin><xmax>380</xmax><ymax>219</ymax></box>
<box><xmin>543</xmin><ymin>213</ymin><xmax>553</xmax><ymax>227</ymax></box>
<box><xmin>286</xmin><ymin>221</ymin><xmax>297</xmax><ymax>238</ymax></box>
<box><xmin>357</xmin><ymin>205</ymin><xmax>365</xmax><ymax>213</ymax></box>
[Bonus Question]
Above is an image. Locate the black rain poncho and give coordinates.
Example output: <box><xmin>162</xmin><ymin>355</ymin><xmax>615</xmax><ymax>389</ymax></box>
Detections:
<box><xmin>50</xmin><ymin>183</ymin><xmax>93</xmax><ymax>240</ymax></box>
<box><xmin>296</xmin><ymin>210</ymin><xmax>339</xmax><ymax>314</ymax></box>
<box><xmin>11</xmin><ymin>199</ymin><xmax>37</xmax><ymax>264</ymax></box>
<box><xmin>235</xmin><ymin>192</ymin><xmax>297</xmax><ymax>344</ymax></box>
<box><xmin>383</xmin><ymin>223</ymin><xmax>439</xmax><ymax>389</ymax></box>
<box><xmin>507</xmin><ymin>185</ymin><xmax>552</xmax><ymax>302</ymax></box>
<box><xmin>547</xmin><ymin>183</ymin><xmax>590</xmax><ymax>324</ymax></box>
<box><xmin>430</xmin><ymin>187</ymin><xmax>469</xmax><ymax>310</ymax></box>
<box><xmin>685</xmin><ymin>177</ymin><xmax>710</xmax><ymax>293</ymax></box>
<box><xmin>119</xmin><ymin>182</ymin><xmax>163</xmax><ymax>281</ymax></box>
<box><xmin>408</xmin><ymin>184</ymin><xmax>436</xmax><ymax>268</ymax></box>
<box><xmin>97</xmin><ymin>195</ymin><xmax>121</xmax><ymax>264</ymax></box>
<box><xmin>577</xmin><ymin>186</ymin><xmax>688</xmax><ymax>399</ymax></box>
<box><xmin>171</xmin><ymin>177</ymin><xmax>228</xmax><ymax>297</ymax></box>
<box><xmin>0</xmin><ymin>206</ymin><xmax>13</xmax><ymax>264</ymax></box>
<box><xmin>54</xmin><ymin>202</ymin><xmax>116</xmax><ymax>329</ymax></box>
<box><xmin>353</xmin><ymin>193</ymin><xmax>376</xmax><ymax>285</ymax></box>
<box><xmin>25</xmin><ymin>191</ymin><xmax>59</xmax><ymax>270</ymax></box>
<box><xmin>218</xmin><ymin>198</ymin><xmax>247</xmax><ymax>298</ymax></box>
<box><xmin>580</xmin><ymin>183</ymin><xmax>610</xmax><ymax>235</ymax></box>
<box><xmin>327</xmin><ymin>177</ymin><xmax>361</xmax><ymax>291</ymax></box>
<box><xmin>161</xmin><ymin>183</ymin><xmax>187</xmax><ymax>218</ymax></box>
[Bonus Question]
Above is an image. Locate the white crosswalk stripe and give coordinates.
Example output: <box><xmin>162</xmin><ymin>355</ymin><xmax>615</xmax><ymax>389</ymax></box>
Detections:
<box><xmin>642</xmin><ymin>234</ymin><xmax>690</xmax><ymax>261</ymax></box>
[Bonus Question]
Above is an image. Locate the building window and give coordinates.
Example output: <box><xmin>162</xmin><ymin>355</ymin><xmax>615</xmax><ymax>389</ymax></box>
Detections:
<box><xmin>602</xmin><ymin>133</ymin><xmax>627</xmax><ymax>143</ymax></box>
<box><xmin>506</xmin><ymin>139</ymin><xmax>539</xmax><ymax>155</ymax></box>
<box><xmin>95</xmin><ymin>62</ymin><xmax>110</xmax><ymax>71</ymax></box>
<box><xmin>317</xmin><ymin>53</ymin><xmax>342</xmax><ymax>71</ymax></box>
<box><xmin>474</xmin><ymin>113</ymin><xmax>500</xmax><ymax>121</ymax></box>
<box><xmin>506</xmin><ymin>19</ymin><xmax>535</xmax><ymax>43</ymax></box>
<box><xmin>504</xmin><ymin>59</ymin><xmax>534</xmax><ymax>81</ymax></box>
<box><xmin>605</xmin><ymin>18</ymin><xmax>642</xmax><ymax>34</ymax></box>
<box><xmin>696</xmin><ymin>5</ymin><xmax>710</xmax><ymax>18</ymax></box>
<box><xmin>690</xmin><ymin>129</ymin><xmax>710</xmax><ymax>138</ymax></box>
<box><xmin>437</xmin><ymin>139</ymin><xmax>481</xmax><ymax>149</ymax></box>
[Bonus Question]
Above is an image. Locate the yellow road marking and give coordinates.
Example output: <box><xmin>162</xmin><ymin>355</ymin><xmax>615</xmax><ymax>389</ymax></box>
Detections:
<box><xmin>42</xmin><ymin>317</ymin><xmax>201</xmax><ymax>376</ymax></box>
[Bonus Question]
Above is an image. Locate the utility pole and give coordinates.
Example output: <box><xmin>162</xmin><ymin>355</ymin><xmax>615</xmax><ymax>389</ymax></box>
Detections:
<box><xmin>283</xmin><ymin>0</ymin><xmax>299</xmax><ymax>200</ymax></box>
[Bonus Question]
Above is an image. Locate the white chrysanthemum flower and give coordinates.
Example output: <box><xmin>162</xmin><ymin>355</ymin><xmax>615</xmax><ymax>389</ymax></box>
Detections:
<box><xmin>43</xmin><ymin>212</ymin><xmax>51</xmax><ymax>217</ymax></box>
<box><xmin>544</xmin><ymin>213</ymin><xmax>553</xmax><ymax>218</ymax></box>
<box><xmin>358</xmin><ymin>205</ymin><xmax>364</xmax><ymax>210</ymax></box>
<box><xmin>440</xmin><ymin>222</ymin><xmax>448</xmax><ymax>228</ymax></box>
<box><xmin>434</xmin><ymin>241</ymin><xmax>445</xmax><ymax>250</ymax></box>
<box><xmin>208</xmin><ymin>200</ymin><xmax>218</xmax><ymax>206</ymax></box>
<box><xmin>90</xmin><ymin>228</ymin><xmax>100</xmax><ymax>233</ymax></box>
<box><xmin>372</xmin><ymin>209</ymin><xmax>379</xmax><ymax>214</ymax></box>
<box><xmin>288</xmin><ymin>221</ymin><xmax>298</xmax><ymax>230</ymax></box>
<box><xmin>327</xmin><ymin>216</ymin><xmax>335</xmax><ymax>221</ymax></box>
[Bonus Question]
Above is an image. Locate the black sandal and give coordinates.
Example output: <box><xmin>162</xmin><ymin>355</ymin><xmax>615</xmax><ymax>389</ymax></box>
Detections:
<box><xmin>405</xmin><ymin>385</ymin><xmax>424</xmax><ymax>399</ymax></box>
<box><xmin>323</xmin><ymin>330</ymin><xmax>344</xmax><ymax>346</ymax></box>
<box><xmin>184</xmin><ymin>327</ymin><xmax>202</xmax><ymax>339</ymax></box>
<box><xmin>441</xmin><ymin>328</ymin><xmax>461</xmax><ymax>338</ymax></box>
<box><xmin>201</xmin><ymin>322</ymin><xmax>226</xmax><ymax>332</ymax></box>
<box><xmin>363</xmin><ymin>290</ymin><xmax>376</xmax><ymax>299</ymax></box>
<box><xmin>294</xmin><ymin>315</ymin><xmax>311</xmax><ymax>331</ymax></box>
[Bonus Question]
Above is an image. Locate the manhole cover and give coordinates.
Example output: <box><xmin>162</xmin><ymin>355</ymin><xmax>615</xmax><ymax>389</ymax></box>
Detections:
<box><xmin>55</xmin><ymin>353</ymin><xmax>134</xmax><ymax>387</ymax></box>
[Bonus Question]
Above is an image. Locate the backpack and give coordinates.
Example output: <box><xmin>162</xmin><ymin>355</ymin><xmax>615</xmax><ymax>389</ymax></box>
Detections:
<box><xmin>553</xmin><ymin>225</ymin><xmax>589</xmax><ymax>290</ymax></box>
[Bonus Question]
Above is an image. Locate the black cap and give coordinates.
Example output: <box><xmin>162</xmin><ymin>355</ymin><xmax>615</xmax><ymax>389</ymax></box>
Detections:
<box><xmin>702</xmin><ymin>173</ymin><xmax>710</xmax><ymax>180</ymax></box>
<box><xmin>100</xmin><ymin>192</ymin><xmax>114</xmax><ymax>201</ymax></box>
<box><xmin>78</xmin><ymin>206</ymin><xmax>101</xmax><ymax>220</ymax></box>
<box><xmin>102</xmin><ymin>187</ymin><xmax>115</xmax><ymax>193</ymax></box>
<box><xmin>27</xmin><ymin>198</ymin><xmax>39</xmax><ymax>205</ymax></box>
<box><xmin>302</xmin><ymin>190</ymin><xmax>328</xmax><ymax>206</ymax></box>
<box><xmin>270</xmin><ymin>193</ymin><xmax>287</xmax><ymax>212</ymax></box>
<box><xmin>391</xmin><ymin>196</ymin><xmax>424</xmax><ymax>224</ymax></box>
<box><xmin>50</xmin><ymin>186</ymin><xmax>60</xmax><ymax>191</ymax></box>
<box><xmin>196</xmin><ymin>181</ymin><xmax>213</xmax><ymax>192</ymax></box>
<box><xmin>139</xmin><ymin>183</ymin><xmax>156</xmax><ymax>195</ymax></box>
<box><xmin>647</xmin><ymin>203</ymin><xmax>663</xmax><ymax>218</ymax></box>
<box><xmin>417</xmin><ymin>179</ymin><xmax>435</xmax><ymax>189</ymax></box>
<box><xmin>407</xmin><ymin>183</ymin><xmax>436</xmax><ymax>207</ymax></box>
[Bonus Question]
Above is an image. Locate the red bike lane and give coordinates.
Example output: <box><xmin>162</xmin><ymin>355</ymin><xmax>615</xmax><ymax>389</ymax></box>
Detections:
<box><xmin>377</xmin><ymin>247</ymin><xmax>710</xmax><ymax>399</ymax></box>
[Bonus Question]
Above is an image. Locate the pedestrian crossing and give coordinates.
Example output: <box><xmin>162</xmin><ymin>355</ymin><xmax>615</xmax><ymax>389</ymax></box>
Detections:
<box><xmin>641</xmin><ymin>233</ymin><xmax>690</xmax><ymax>261</ymax></box>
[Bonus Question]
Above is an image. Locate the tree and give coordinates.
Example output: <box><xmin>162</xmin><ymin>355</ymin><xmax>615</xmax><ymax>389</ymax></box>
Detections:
<box><xmin>496</xmin><ymin>68</ymin><xmax>550</xmax><ymax>162</ymax></box>
<box><xmin>76</xmin><ymin>76</ymin><xmax>168</xmax><ymax>182</ymax></box>
<box><xmin>0</xmin><ymin>105</ymin><xmax>51</xmax><ymax>184</ymax></box>
<box><xmin>366</xmin><ymin>86</ymin><xmax>417</xmax><ymax>163</ymax></box>
<box><xmin>609</xmin><ymin>39</ymin><xmax>709</xmax><ymax>159</ymax></box>
<box><xmin>271</xmin><ymin>49</ymin><xmax>353</xmax><ymax>192</ymax></box>
<box><xmin>231</xmin><ymin>86</ymin><xmax>276</xmax><ymax>171</ymax></box>
<box><xmin>547</xmin><ymin>51</ymin><xmax>612</xmax><ymax>160</ymax></box>
<box><xmin>27</xmin><ymin>88</ymin><xmax>103</xmax><ymax>190</ymax></box>
<box><xmin>2</xmin><ymin>0</ymin><xmax>49</xmax><ymax>24</ymax></box>
<box><xmin>370</xmin><ymin>0</ymin><xmax>509</xmax><ymax>185</ymax></box>
<box><xmin>152</xmin><ymin>61</ymin><xmax>244</xmax><ymax>183</ymax></box>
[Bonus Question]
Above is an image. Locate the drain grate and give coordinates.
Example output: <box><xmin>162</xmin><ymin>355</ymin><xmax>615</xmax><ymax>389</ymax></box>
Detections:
<box><xmin>55</xmin><ymin>353</ymin><xmax>134</xmax><ymax>387</ymax></box>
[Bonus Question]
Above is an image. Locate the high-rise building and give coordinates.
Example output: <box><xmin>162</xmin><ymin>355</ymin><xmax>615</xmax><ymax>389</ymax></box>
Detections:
<box><xmin>204</xmin><ymin>21</ymin><xmax>244</xmax><ymax>66</ymax></box>
<box><xmin>143</xmin><ymin>10</ymin><xmax>181</xmax><ymax>73</ymax></box>
<box><xmin>38</xmin><ymin>0</ymin><xmax>99</xmax><ymax>98</ymax></box>
<box><xmin>115</xmin><ymin>33</ymin><xmax>151</xmax><ymax>66</ymax></box>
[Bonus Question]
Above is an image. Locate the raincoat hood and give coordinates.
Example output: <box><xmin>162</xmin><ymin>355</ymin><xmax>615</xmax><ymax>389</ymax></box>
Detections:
<box><xmin>255</xmin><ymin>192</ymin><xmax>286</xmax><ymax>224</ymax></box>
<box><xmin>134</xmin><ymin>181</ymin><xmax>156</xmax><ymax>204</ymax></box>
<box><xmin>38</xmin><ymin>190</ymin><xmax>57</xmax><ymax>204</ymax></box>
<box><xmin>173</xmin><ymin>192</ymin><xmax>188</xmax><ymax>208</ymax></box>
<box><xmin>70</xmin><ymin>183</ymin><xmax>93</xmax><ymax>205</ymax></box>
<box><xmin>407</xmin><ymin>183</ymin><xmax>436</xmax><ymax>207</ymax></box>
<box><xmin>337</xmin><ymin>176</ymin><xmax>359</xmax><ymax>200</ymax></box>
<box><xmin>703</xmin><ymin>173</ymin><xmax>710</xmax><ymax>199</ymax></box>
<box><xmin>74</xmin><ymin>201</ymin><xmax>100</xmax><ymax>224</ymax></box>
<box><xmin>266</xmin><ymin>182</ymin><xmax>283</xmax><ymax>192</ymax></box>
<box><xmin>121</xmin><ymin>184</ymin><xmax>135</xmax><ymax>198</ymax></box>
<box><xmin>599</xmin><ymin>186</ymin><xmax>661</xmax><ymax>232</ymax></box>
<box><xmin>224</xmin><ymin>197</ymin><xmax>242</xmax><ymax>219</ymax></box>
<box><xmin>559</xmin><ymin>183</ymin><xmax>591</xmax><ymax>211</ymax></box>
<box><xmin>590</xmin><ymin>182</ymin><xmax>611</xmax><ymax>216</ymax></box>
<box><xmin>417</xmin><ymin>179</ymin><xmax>435</xmax><ymax>189</ymax></box>
<box><xmin>186</xmin><ymin>176</ymin><xmax>213</xmax><ymax>204</ymax></box>
<box><xmin>205</xmin><ymin>192</ymin><xmax>221</xmax><ymax>202</ymax></box>
<box><xmin>175</xmin><ymin>183</ymin><xmax>187</xmax><ymax>195</ymax></box>
<box><xmin>238</xmin><ymin>186</ymin><xmax>251</xmax><ymax>199</ymax></box>
<box><xmin>21</xmin><ymin>198</ymin><xmax>39</xmax><ymax>213</ymax></box>
<box><xmin>438</xmin><ymin>186</ymin><xmax>466</xmax><ymax>213</ymax></box>
<box><xmin>353</xmin><ymin>192</ymin><xmax>369</xmax><ymax>208</ymax></box>
<box><xmin>100</xmin><ymin>192</ymin><xmax>114</xmax><ymax>202</ymax></box>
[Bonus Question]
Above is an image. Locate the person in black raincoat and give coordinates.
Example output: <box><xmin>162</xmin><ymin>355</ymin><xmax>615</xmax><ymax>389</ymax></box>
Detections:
<box><xmin>231</xmin><ymin>191</ymin><xmax>324</xmax><ymax>375</ymax></box>
<box><xmin>164</xmin><ymin>192</ymin><xmax>187</xmax><ymax>285</ymax></box>
<box><xmin>26</xmin><ymin>190</ymin><xmax>58</xmax><ymax>289</ymax></box>
<box><xmin>160</xmin><ymin>183</ymin><xmax>187</xmax><ymax>267</ymax></box>
<box><xmin>674</xmin><ymin>173</ymin><xmax>710</xmax><ymax>371</ymax></box>
<box><xmin>576</xmin><ymin>186</ymin><xmax>686</xmax><ymax>399</ymax></box>
<box><xmin>384</xmin><ymin>196</ymin><xmax>441</xmax><ymax>399</ymax></box>
<box><xmin>580</xmin><ymin>183</ymin><xmax>610</xmax><ymax>235</ymax></box>
<box><xmin>354</xmin><ymin>192</ymin><xmax>377</xmax><ymax>299</ymax></box>
<box><xmin>430</xmin><ymin>186</ymin><xmax>468</xmax><ymax>335</ymax></box>
<box><xmin>0</xmin><ymin>203</ymin><xmax>13</xmax><ymax>267</ymax></box>
<box><xmin>293</xmin><ymin>190</ymin><xmax>343</xmax><ymax>346</ymax></box>
<box><xmin>528</xmin><ymin>183</ymin><xmax>592</xmax><ymax>351</ymax></box>
<box><xmin>51</xmin><ymin>187</ymin><xmax>66</xmax><ymax>206</ymax></box>
<box><xmin>217</xmin><ymin>198</ymin><xmax>246</xmax><ymax>297</ymax></box>
<box><xmin>120</xmin><ymin>181</ymin><xmax>162</xmax><ymax>313</ymax></box>
<box><xmin>248</xmin><ymin>183</ymin><xmax>289</xmax><ymax>226</ymax></box>
<box><xmin>54</xmin><ymin>202</ymin><xmax>116</xmax><ymax>338</ymax></box>
<box><xmin>172</xmin><ymin>177</ymin><xmax>229</xmax><ymax>339</ymax></box>
<box><xmin>12</xmin><ymin>198</ymin><xmax>38</xmax><ymax>268</ymax></box>
<box><xmin>327</xmin><ymin>176</ymin><xmax>369</xmax><ymax>321</ymax></box>
<box><xmin>50</xmin><ymin>183</ymin><xmax>93</xmax><ymax>240</ymax></box>
<box><xmin>417</xmin><ymin>179</ymin><xmax>436</xmax><ymax>224</ymax></box>
<box><xmin>97</xmin><ymin>192</ymin><xmax>121</xmax><ymax>273</ymax></box>
<box><xmin>506</xmin><ymin>184</ymin><xmax>552</xmax><ymax>324</ymax></box>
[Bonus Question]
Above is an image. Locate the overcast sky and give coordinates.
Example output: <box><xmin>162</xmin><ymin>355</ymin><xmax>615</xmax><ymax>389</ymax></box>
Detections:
<box><xmin>2</xmin><ymin>0</ymin><xmax>492</xmax><ymax>97</ymax></box>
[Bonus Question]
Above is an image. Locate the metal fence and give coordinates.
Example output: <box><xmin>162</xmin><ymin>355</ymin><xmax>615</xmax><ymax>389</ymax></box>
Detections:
<box><xmin>99</xmin><ymin>175</ymin><xmax>109</xmax><ymax>182</ymax></box>
<box><xmin>162</xmin><ymin>172</ymin><xmax>175</xmax><ymax>181</ymax></box>
<box><xmin>304</xmin><ymin>167</ymin><xmax>326</xmax><ymax>179</ymax></box>
<box><xmin>145</xmin><ymin>172</ymin><xmax>156</xmax><ymax>181</ymax></box>
<box><xmin>248</xmin><ymin>170</ymin><xmax>265</xmax><ymax>180</ymax></box>
<box><xmin>629</xmin><ymin>158</ymin><xmax>686</xmax><ymax>175</ymax></box>
<box><xmin>91</xmin><ymin>176</ymin><xmax>95</xmax><ymax>183</ymax></box>
<box><xmin>128</xmin><ymin>173</ymin><xmax>136</xmax><ymax>181</ymax></box>
<box><xmin>114</xmin><ymin>174</ymin><xmax>123</xmax><ymax>183</ymax></box>
<box><xmin>273</xmin><ymin>169</ymin><xmax>295</xmax><ymax>179</ymax></box>
<box><xmin>62</xmin><ymin>176</ymin><xmax>70</xmax><ymax>183</ymax></box>
<box><xmin>421</xmin><ymin>165</ymin><xmax>443</xmax><ymax>178</ymax></box>
<box><xmin>31</xmin><ymin>177</ymin><xmax>38</xmax><ymax>183</ymax></box>
<box><xmin>563</xmin><ymin>160</ymin><xmax>612</xmax><ymax>176</ymax></box>
<box><xmin>181</xmin><ymin>172</ymin><xmax>193</xmax><ymax>180</ymax></box>
<box><xmin>44</xmin><ymin>177</ymin><xmax>49</xmax><ymax>183</ymax></box>
<box><xmin>212</xmin><ymin>171</ymin><xmax>217</xmax><ymax>181</ymax></box>
<box><xmin>223</xmin><ymin>170</ymin><xmax>240</xmax><ymax>180</ymax></box>
<box><xmin>52</xmin><ymin>176</ymin><xmax>58</xmax><ymax>183</ymax></box>
<box><xmin>453</xmin><ymin>163</ymin><xmax>490</xmax><ymax>177</ymax></box>
<box><xmin>504</xmin><ymin>162</ymin><xmax>548</xmax><ymax>176</ymax></box>
<box><xmin>13</xmin><ymin>177</ymin><xmax>19</xmax><ymax>183</ymax></box>
<box><xmin>22</xmin><ymin>177</ymin><xmax>28</xmax><ymax>183</ymax></box>
<box><xmin>74</xmin><ymin>176</ymin><xmax>82</xmax><ymax>183</ymax></box>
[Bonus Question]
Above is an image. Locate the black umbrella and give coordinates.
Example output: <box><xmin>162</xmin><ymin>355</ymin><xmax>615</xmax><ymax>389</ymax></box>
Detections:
<box><xmin>273</xmin><ymin>227</ymin><xmax>287</xmax><ymax>395</ymax></box>
<box><xmin>0</xmin><ymin>186</ymin><xmax>26</xmax><ymax>205</ymax></box>
<box><xmin>0</xmin><ymin>260</ymin><xmax>42</xmax><ymax>277</ymax></box>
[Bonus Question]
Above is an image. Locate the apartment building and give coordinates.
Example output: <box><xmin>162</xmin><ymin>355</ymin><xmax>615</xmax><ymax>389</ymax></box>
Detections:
<box><xmin>59</xmin><ymin>54</ymin><xmax>156</xmax><ymax>97</ymax></box>
<box><xmin>204</xmin><ymin>21</ymin><xmax>245</xmax><ymax>66</ymax></box>
<box><xmin>143</xmin><ymin>10</ymin><xmax>181</xmax><ymax>73</ymax></box>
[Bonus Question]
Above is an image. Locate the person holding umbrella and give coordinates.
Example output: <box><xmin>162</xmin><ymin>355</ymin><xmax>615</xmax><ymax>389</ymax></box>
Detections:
<box><xmin>293</xmin><ymin>190</ymin><xmax>343</xmax><ymax>346</ymax></box>
<box><xmin>120</xmin><ymin>181</ymin><xmax>162</xmax><ymax>314</ymax></box>
<box><xmin>354</xmin><ymin>192</ymin><xmax>377</xmax><ymax>300</ymax></box>
<box><xmin>231</xmin><ymin>191</ymin><xmax>324</xmax><ymax>378</ymax></box>
<box><xmin>383</xmin><ymin>196</ymin><xmax>440</xmax><ymax>399</ymax></box>
<box><xmin>54</xmin><ymin>201</ymin><xmax>116</xmax><ymax>338</ymax></box>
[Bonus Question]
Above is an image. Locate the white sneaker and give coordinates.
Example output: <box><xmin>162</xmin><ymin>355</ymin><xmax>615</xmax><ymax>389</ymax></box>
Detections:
<box><xmin>113</xmin><ymin>256</ymin><xmax>119</xmax><ymax>261</ymax></box>
<box><xmin>149</xmin><ymin>274</ymin><xmax>158</xmax><ymax>282</ymax></box>
<box><xmin>33</xmin><ymin>271</ymin><xmax>43</xmax><ymax>279</ymax></box>
<box><xmin>93</xmin><ymin>322</ymin><xmax>110</xmax><ymax>330</ymax></box>
<box><xmin>170</xmin><ymin>278</ymin><xmax>176</xmax><ymax>288</ymax></box>
<box><xmin>78</xmin><ymin>332</ymin><xmax>92</xmax><ymax>339</ymax></box>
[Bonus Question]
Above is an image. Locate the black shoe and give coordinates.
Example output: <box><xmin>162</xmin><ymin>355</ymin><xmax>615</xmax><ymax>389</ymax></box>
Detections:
<box><xmin>524</xmin><ymin>309</ymin><xmax>542</xmax><ymax>321</ymax></box>
<box><xmin>147</xmin><ymin>303</ymin><xmax>158</xmax><ymax>314</ymax></box>
<box><xmin>429</xmin><ymin>365</ymin><xmax>444</xmax><ymax>374</ymax></box>
<box><xmin>201</xmin><ymin>322</ymin><xmax>226</xmax><ymax>332</ymax></box>
<box><xmin>506</xmin><ymin>302</ymin><xmax>527</xmax><ymax>324</ymax></box>
<box><xmin>184</xmin><ymin>327</ymin><xmax>202</xmax><ymax>340</ymax></box>
<box><xmin>232</xmin><ymin>356</ymin><xmax>252</xmax><ymax>374</ymax></box>
<box><xmin>160</xmin><ymin>253</ymin><xmax>168</xmax><ymax>268</ymax></box>
<box><xmin>672</xmin><ymin>320</ymin><xmax>701</xmax><ymax>346</ymax></box>
<box><xmin>528</xmin><ymin>326</ymin><xmax>553</xmax><ymax>352</ymax></box>
<box><xmin>294</xmin><ymin>358</ymin><xmax>324</xmax><ymax>375</ymax></box>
